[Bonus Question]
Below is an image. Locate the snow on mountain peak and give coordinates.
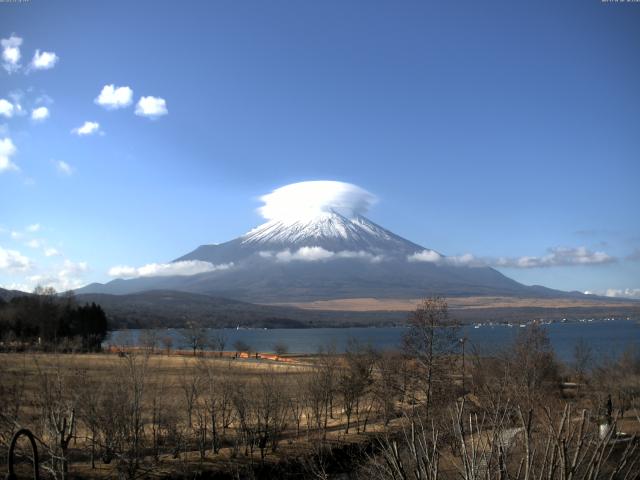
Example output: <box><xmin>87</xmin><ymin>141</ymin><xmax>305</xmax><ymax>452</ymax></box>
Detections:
<box><xmin>241</xmin><ymin>210</ymin><xmax>424</xmax><ymax>257</ymax></box>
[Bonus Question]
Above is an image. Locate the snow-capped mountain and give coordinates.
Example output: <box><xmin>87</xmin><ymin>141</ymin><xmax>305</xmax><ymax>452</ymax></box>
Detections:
<box><xmin>176</xmin><ymin>211</ymin><xmax>426</xmax><ymax>265</ymax></box>
<box><xmin>77</xmin><ymin>211</ymin><xmax>565</xmax><ymax>302</ymax></box>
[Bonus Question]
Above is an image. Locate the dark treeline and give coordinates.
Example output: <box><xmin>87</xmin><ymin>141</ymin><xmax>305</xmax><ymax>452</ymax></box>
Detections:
<box><xmin>0</xmin><ymin>286</ymin><xmax>108</xmax><ymax>351</ymax></box>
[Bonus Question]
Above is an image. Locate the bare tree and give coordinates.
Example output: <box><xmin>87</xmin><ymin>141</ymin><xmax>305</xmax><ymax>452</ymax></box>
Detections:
<box><xmin>139</xmin><ymin>329</ymin><xmax>159</xmax><ymax>353</ymax></box>
<box><xmin>161</xmin><ymin>335</ymin><xmax>173</xmax><ymax>355</ymax></box>
<box><xmin>403</xmin><ymin>297</ymin><xmax>458</xmax><ymax>415</ymax></box>
<box><xmin>233</xmin><ymin>339</ymin><xmax>251</xmax><ymax>356</ymax></box>
<box><xmin>208</xmin><ymin>330</ymin><xmax>226</xmax><ymax>356</ymax></box>
<box><xmin>510</xmin><ymin>323</ymin><xmax>560</xmax><ymax>407</ymax></box>
<box><xmin>34</xmin><ymin>357</ymin><xmax>77</xmax><ymax>480</ymax></box>
<box><xmin>273</xmin><ymin>341</ymin><xmax>289</xmax><ymax>356</ymax></box>
<box><xmin>337</xmin><ymin>339</ymin><xmax>376</xmax><ymax>434</ymax></box>
<box><xmin>181</xmin><ymin>322</ymin><xmax>208</xmax><ymax>356</ymax></box>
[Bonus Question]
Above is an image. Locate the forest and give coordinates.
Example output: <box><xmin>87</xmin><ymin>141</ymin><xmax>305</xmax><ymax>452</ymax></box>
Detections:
<box><xmin>0</xmin><ymin>287</ymin><xmax>108</xmax><ymax>352</ymax></box>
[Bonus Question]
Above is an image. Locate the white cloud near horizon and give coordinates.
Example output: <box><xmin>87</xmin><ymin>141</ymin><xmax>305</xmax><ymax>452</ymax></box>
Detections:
<box><xmin>24</xmin><ymin>259</ymin><xmax>90</xmax><ymax>292</ymax></box>
<box><xmin>108</xmin><ymin>260</ymin><xmax>233</xmax><ymax>279</ymax></box>
<box><xmin>259</xmin><ymin>246</ymin><xmax>384</xmax><ymax>263</ymax></box>
<box><xmin>0</xmin><ymin>99</ymin><xmax>15</xmax><ymax>118</ymax></box>
<box><xmin>259</xmin><ymin>181</ymin><xmax>377</xmax><ymax>221</ymax></box>
<box><xmin>31</xmin><ymin>106</ymin><xmax>50</xmax><ymax>121</ymax></box>
<box><xmin>1</xmin><ymin>35</ymin><xmax>22</xmax><ymax>73</ymax></box>
<box><xmin>31</xmin><ymin>49</ymin><xmax>58</xmax><ymax>70</ymax></box>
<box><xmin>95</xmin><ymin>84</ymin><xmax>133</xmax><ymax>109</ymax></box>
<box><xmin>72</xmin><ymin>121</ymin><xmax>100</xmax><ymax>136</ymax></box>
<box><xmin>584</xmin><ymin>288</ymin><xmax>640</xmax><ymax>300</ymax></box>
<box><xmin>0</xmin><ymin>245</ymin><xmax>32</xmax><ymax>272</ymax></box>
<box><xmin>408</xmin><ymin>246</ymin><xmax>615</xmax><ymax>269</ymax></box>
<box><xmin>0</xmin><ymin>137</ymin><xmax>18</xmax><ymax>172</ymax></box>
<box><xmin>26</xmin><ymin>223</ymin><xmax>40</xmax><ymax>232</ymax></box>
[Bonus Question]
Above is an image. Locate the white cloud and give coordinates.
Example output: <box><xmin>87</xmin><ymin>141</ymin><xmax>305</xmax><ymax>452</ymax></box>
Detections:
<box><xmin>407</xmin><ymin>246</ymin><xmax>615</xmax><ymax>269</ymax></box>
<box><xmin>408</xmin><ymin>250</ymin><xmax>484</xmax><ymax>267</ymax></box>
<box><xmin>0</xmin><ymin>137</ymin><xmax>18</xmax><ymax>172</ymax></box>
<box><xmin>31</xmin><ymin>106</ymin><xmax>49</xmax><ymax>121</ymax></box>
<box><xmin>26</xmin><ymin>223</ymin><xmax>40</xmax><ymax>232</ymax></box>
<box><xmin>260</xmin><ymin>246</ymin><xmax>384</xmax><ymax>263</ymax></box>
<box><xmin>407</xmin><ymin>249</ymin><xmax>443</xmax><ymax>263</ymax></box>
<box><xmin>95</xmin><ymin>84</ymin><xmax>133</xmax><ymax>109</ymax></box>
<box><xmin>276</xmin><ymin>246</ymin><xmax>335</xmax><ymax>262</ymax></box>
<box><xmin>10</xmin><ymin>231</ymin><xmax>22</xmax><ymax>240</ymax></box>
<box><xmin>495</xmin><ymin>247</ymin><xmax>615</xmax><ymax>268</ymax></box>
<box><xmin>1</xmin><ymin>35</ymin><xmax>22</xmax><ymax>73</ymax></box>
<box><xmin>585</xmin><ymin>288</ymin><xmax>640</xmax><ymax>300</ymax></box>
<box><xmin>0</xmin><ymin>99</ymin><xmax>15</xmax><ymax>118</ymax></box>
<box><xmin>44</xmin><ymin>247</ymin><xmax>60</xmax><ymax>257</ymax></box>
<box><xmin>31</xmin><ymin>49</ymin><xmax>58</xmax><ymax>70</ymax></box>
<box><xmin>335</xmin><ymin>250</ymin><xmax>385</xmax><ymax>262</ymax></box>
<box><xmin>71</xmin><ymin>121</ymin><xmax>100</xmax><ymax>136</ymax></box>
<box><xmin>26</xmin><ymin>239</ymin><xmax>41</xmax><ymax>249</ymax></box>
<box><xmin>259</xmin><ymin>181</ymin><xmax>377</xmax><ymax>221</ymax></box>
<box><xmin>135</xmin><ymin>96</ymin><xmax>168</xmax><ymax>118</ymax></box>
<box><xmin>108</xmin><ymin>260</ymin><xmax>233</xmax><ymax>279</ymax></box>
<box><xmin>6</xmin><ymin>91</ymin><xmax>25</xmax><ymax>116</ymax></box>
<box><xmin>25</xmin><ymin>259</ymin><xmax>90</xmax><ymax>292</ymax></box>
<box><xmin>0</xmin><ymin>245</ymin><xmax>32</xmax><ymax>272</ymax></box>
<box><xmin>108</xmin><ymin>265</ymin><xmax>137</xmax><ymax>278</ymax></box>
<box><xmin>55</xmin><ymin>160</ymin><xmax>73</xmax><ymax>175</ymax></box>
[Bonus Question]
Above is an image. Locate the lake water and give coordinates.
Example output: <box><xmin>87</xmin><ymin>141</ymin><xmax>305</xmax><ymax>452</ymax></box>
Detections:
<box><xmin>106</xmin><ymin>319</ymin><xmax>640</xmax><ymax>363</ymax></box>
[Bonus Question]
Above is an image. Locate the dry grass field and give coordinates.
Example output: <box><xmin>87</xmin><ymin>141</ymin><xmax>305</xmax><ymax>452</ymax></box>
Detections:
<box><xmin>0</xmin><ymin>350</ymin><xmax>404</xmax><ymax>479</ymax></box>
<box><xmin>1</xmin><ymin>318</ymin><xmax>639</xmax><ymax>480</ymax></box>
<box><xmin>270</xmin><ymin>296</ymin><xmax>640</xmax><ymax>312</ymax></box>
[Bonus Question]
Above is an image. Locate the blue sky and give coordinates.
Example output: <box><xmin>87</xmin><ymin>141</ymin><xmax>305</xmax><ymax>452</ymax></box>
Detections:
<box><xmin>0</xmin><ymin>0</ymin><xmax>639</xmax><ymax>296</ymax></box>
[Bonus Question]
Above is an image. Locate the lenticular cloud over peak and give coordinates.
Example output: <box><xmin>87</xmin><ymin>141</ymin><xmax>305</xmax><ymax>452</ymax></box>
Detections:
<box><xmin>258</xmin><ymin>181</ymin><xmax>377</xmax><ymax>221</ymax></box>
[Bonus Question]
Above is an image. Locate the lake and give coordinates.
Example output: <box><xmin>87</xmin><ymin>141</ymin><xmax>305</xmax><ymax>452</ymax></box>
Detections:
<box><xmin>106</xmin><ymin>319</ymin><xmax>640</xmax><ymax>363</ymax></box>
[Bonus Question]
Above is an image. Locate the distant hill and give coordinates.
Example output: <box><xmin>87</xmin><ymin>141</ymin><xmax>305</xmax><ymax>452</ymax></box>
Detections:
<box><xmin>0</xmin><ymin>287</ymin><xmax>29</xmax><ymax>302</ymax></box>
<box><xmin>75</xmin><ymin>290</ymin><xmax>405</xmax><ymax>329</ymax></box>
<box><xmin>3</xmin><ymin>287</ymin><xmax>638</xmax><ymax>329</ymax></box>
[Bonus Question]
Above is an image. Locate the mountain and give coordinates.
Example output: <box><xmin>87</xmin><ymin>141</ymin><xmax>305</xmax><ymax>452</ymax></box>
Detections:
<box><xmin>77</xmin><ymin>211</ymin><xmax>582</xmax><ymax>302</ymax></box>
<box><xmin>0</xmin><ymin>287</ymin><xmax>29</xmax><ymax>302</ymax></box>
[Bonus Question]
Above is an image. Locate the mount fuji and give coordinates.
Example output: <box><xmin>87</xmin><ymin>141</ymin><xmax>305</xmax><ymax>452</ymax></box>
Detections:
<box><xmin>77</xmin><ymin>210</ymin><xmax>568</xmax><ymax>302</ymax></box>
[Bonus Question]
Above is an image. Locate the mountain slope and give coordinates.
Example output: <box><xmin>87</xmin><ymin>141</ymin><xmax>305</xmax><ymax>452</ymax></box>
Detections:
<box><xmin>77</xmin><ymin>211</ymin><xmax>580</xmax><ymax>302</ymax></box>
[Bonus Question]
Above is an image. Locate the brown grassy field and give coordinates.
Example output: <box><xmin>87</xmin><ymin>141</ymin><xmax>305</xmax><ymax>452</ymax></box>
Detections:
<box><xmin>0</xmin><ymin>350</ymin><xmax>400</xmax><ymax>479</ymax></box>
<box><xmin>1</xmin><ymin>337</ymin><xmax>639</xmax><ymax>479</ymax></box>
<box><xmin>269</xmin><ymin>295</ymin><xmax>640</xmax><ymax>312</ymax></box>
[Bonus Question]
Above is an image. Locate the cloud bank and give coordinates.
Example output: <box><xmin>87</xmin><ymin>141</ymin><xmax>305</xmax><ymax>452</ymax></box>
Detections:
<box><xmin>408</xmin><ymin>246</ymin><xmax>615</xmax><ymax>269</ymax></box>
<box><xmin>108</xmin><ymin>260</ymin><xmax>233</xmax><ymax>279</ymax></box>
<box><xmin>259</xmin><ymin>247</ymin><xmax>384</xmax><ymax>263</ymax></box>
<box><xmin>258</xmin><ymin>181</ymin><xmax>377</xmax><ymax>221</ymax></box>
<box><xmin>584</xmin><ymin>288</ymin><xmax>640</xmax><ymax>300</ymax></box>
